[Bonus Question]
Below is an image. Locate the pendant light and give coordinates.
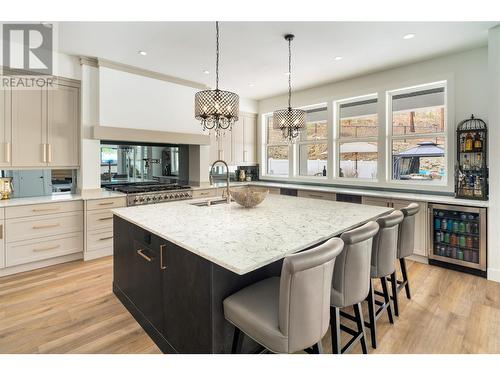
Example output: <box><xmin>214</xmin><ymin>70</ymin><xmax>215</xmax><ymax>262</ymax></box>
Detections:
<box><xmin>273</xmin><ymin>34</ymin><xmax>306</xmax><ymax>142</ymax></box>
<box><xmin>195</xmin><ymin>21</ymin><xmax>239</xmax><ymax>138</ymax></box>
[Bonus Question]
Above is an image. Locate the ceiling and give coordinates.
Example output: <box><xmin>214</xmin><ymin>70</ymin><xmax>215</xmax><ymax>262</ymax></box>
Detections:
<box><xmin>58</xmin><ymin>22</ymin><xmax>497</xmax><ymax>100</ymax></box>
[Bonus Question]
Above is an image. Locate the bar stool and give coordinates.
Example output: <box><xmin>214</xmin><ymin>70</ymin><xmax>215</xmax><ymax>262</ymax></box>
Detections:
<box><xmin>391</xmin><ymin>203</ymin><xmax>420</xmax><ymax>317</ymax></box>
<box><xmin>223</xmin><ymin>237</ymin><xmax>344</xmax><ymax>354</ymax></box>
<box><xmin>330</xmin><ymin>221</ymin><xmax>379</xmax><ymax>354</ymax></box>
<box><xmin>365</xmin><ymin>210</ymin><xmax>404</xmax><ymax>349</ymax></box>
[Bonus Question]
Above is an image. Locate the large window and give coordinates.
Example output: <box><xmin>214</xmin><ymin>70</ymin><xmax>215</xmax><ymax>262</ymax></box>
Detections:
<box><xmin>261</xmin><ymin>80</ymin><xmax>449</xmax><ymax>190</ymax></box>
<box><xmin>389</xmin><ymin>83</ymin><xmax>446</xmax><ymax>183</ymax></box>
<box><xmin>337</xmin><ymin>95</ymin><xmax>378</xmax><ymax>179</ymax></box>
<box><xmin>298</xmin><ymin>106</ymin><xmax>328</xmax><ymax>177</ymax></box>
<box><xmin>264</xmin><ymin>117</ymin><xmax>289</xmax><ymax>176</ymax></box>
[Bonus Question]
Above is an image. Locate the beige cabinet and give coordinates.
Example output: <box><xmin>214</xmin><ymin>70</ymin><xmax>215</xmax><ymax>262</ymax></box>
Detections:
<box><xmin>10</xmin><ymin>78</ymin><xmax>80</xmax><ymax>168</ymax></box>
<box><xmin>232</xmin><ymin>119</ymin><xmax>244</xmax><ymax>164</ymax></box>
<box><xmin>219</xmin><ymin>131</ymin><xmax>232</xmax><ymax>163</ymax></box>
<box><xmin>0</xmin><ymin>88</ymin><xmax>12</xmax><ymax>166</ymax></box>
<box><xmin>362</xmin><ymin>196</ymin><xmax>427</xmax><ymax>257</ymax></box>
<box><xmin>11</xmin><ymin>87</ymin><xmax>48</xmax><ymax>167</ymax></box>
<box><xmin>243</xmin><ymin>113</ymin><xmax>257</xmax><ymax>164</ymax></box>
<box><xmin>298</xmin><ymin>189</ymin><xmax>336</xmax><ymax>201</ymax></box>
<box><xmin>209</xmin><ymin>131</ymin><xmax>219</xmax><ymax>164</ymax></box>
<box><xmin>0</xmin><ymin>216</ymin><xmax>4</xmax><ymax>269</ymax></box>
<box><xmin>47</xmin><ymin>83</ymin><xmax>79</xmax><ymax>167</ymax></box>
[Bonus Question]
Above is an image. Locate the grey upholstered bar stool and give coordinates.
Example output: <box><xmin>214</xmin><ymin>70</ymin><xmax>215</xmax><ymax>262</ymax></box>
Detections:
<box><xmin>330</xmin><ymin>221</ymin><xmax>379</xmax><ymax>354</ymax></box>
<box><xmin>223</xmin><ymin>237</ymin><xmax>344</xmax><ymax>354</ymax></box>
<box><xmin>365</xmin><ymin>210</ymin><xmax>404</xmax><ymax>349</ymax></box>
<box><xmin>391</xmin><ymin>203</ymin><xmax>420</xmax><ymax>317</ymax></box>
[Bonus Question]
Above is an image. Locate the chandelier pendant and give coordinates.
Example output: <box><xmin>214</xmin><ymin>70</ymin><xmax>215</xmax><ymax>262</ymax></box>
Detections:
<box><xmin>272</xmin><ymin>34</ymin><xmax>306</xmax><ymax>143</ymax></box>
<box><xmin>195</xmin><ymin>22</ymin><xmax>239</xmax><ymax>139</ymax></box>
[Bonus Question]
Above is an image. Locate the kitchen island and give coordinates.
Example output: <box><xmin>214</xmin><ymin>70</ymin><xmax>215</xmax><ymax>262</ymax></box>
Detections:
<box><xmin>112</xmin><ymin>195</ymin><xmax>392</xmax><ymax>353</ymax></box>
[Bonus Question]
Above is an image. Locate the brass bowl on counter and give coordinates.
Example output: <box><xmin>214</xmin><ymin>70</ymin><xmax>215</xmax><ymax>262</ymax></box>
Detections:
<box><xmin>229</xmin><ymin>186</ymin><xmax>269</xmax><ymax>208</ymax></box>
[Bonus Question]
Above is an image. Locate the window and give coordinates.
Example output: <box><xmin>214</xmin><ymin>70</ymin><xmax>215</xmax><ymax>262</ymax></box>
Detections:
<box><xmin>389</xmin><ymin>83</ymin><xmax>446</xmax><ymax>183</ymax></box>
<box><xmin>264</xmin><ymin>116</ymin><xmax>289</xmax><ymax>176</ymax></box>
<box><xmin>298</xmin><ymin>106</ymin><xmax>328</xmax><ymax>177</ymax></box>
<box><xmin>336</xmin><ymin>95</ymin><xmax>378</xmax><ymax>179</ymax></box>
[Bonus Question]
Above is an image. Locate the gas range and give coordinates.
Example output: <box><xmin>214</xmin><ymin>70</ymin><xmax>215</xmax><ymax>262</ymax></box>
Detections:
<box><xmin>104</xmin><ymin>182</ymin><xmax>193</xmax><ymax>206</ymax></box>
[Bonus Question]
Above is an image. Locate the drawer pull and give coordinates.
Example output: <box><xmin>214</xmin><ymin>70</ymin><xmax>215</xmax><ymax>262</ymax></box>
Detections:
<box><xmin>160</xmin><ymin>244</ymin><xmax>167</xmax><ymax>270</ymax></box>
<box><xmin>32</xmin><ymin>207</ymin><xmax>60</xmax><ymax>212</ymax></box>
<box><xmin>98</xmin><ymin>202</ymin><xmax>115</xmax><ymax>206</ymax></box>
<box><xmin>98</xmin><ymin>217</ymin><xmax>113</xmax><ymax>221</ymax></box>
<box><xmin>33</xmin><ymin>244</ymin><xmax>61</xmax><ymax>252</ymax></box>
<box><xmin>99</xmin><ymin>236</ymin><xmax>113</xmax><ymax>241</ymax></box>
<box><xmin>308</xmin><ymin>194</ymin><xmax>325</xmax><ymax>198</ymax></box>
<box><xmin>0</xmin><ymin>224</ymin><xmax>2</xmax><ymax>240</ymax></box>
<box><xmin>32</xmin><ymin>223</ymin><xmax>60</xmax><ymax>229</ymax></box>
<box><xmin>137</xmin><ymin>249</ymin><xmax>152</xmax><ymax>262</ymax></box>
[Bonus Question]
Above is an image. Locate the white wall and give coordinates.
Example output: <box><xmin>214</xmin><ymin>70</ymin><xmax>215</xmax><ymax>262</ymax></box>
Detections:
<box><xmin>487</xmin><ymin>27</ymin><xmax>500</xmax><ymax>282</ymax></box>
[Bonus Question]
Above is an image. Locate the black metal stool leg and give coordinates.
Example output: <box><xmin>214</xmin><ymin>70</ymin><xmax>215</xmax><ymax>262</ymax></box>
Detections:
<box><xmin>366</xmin><ymin>279</ymin><xmax>377</xmax><ymax>348</ymax></box>
<box><xmin>353</xmin><ymin>303</ymin><xmax>368</xmax><ymax>354</ymax></box>
<box><xmin>231</xmin><ymin>327</ymin><xmax>244</xmax><ymax>354</ymax></box>
<box><xmin>390</xmin><ymin>271</ymin><xmax>399</xmax><ymax>317</ymax></box>
<box><xmin>400</xmin><ymin>258</ymin><xmax>411</xmax><ymax>299</ymax></box>
<box><xmin>380</xmin><ymin>277</ymin><xmax>394</xmax><ymax>324</ymax></box>
<box><xmin>330</xmin><ymin>306</ymin><xmax>341</xmax><ymax>354</ymax></box>
<box><xmin>311</xmin><ymin>341</ymin><xmax>324</xmax><ymax>354</ymax></box>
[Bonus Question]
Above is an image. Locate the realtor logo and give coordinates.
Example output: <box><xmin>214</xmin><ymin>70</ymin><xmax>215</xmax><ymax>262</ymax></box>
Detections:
<box><xmin>3</xmin><ymin>23</ymin><xmax>53</xmax><ymax>75</ymax></box>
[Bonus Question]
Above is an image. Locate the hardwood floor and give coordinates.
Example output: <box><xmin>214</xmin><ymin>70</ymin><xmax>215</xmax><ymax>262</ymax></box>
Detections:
<box><xmin>0</xmin><ymin>256</ymin><xmax>499</xmax><ymax>354</ymax></box>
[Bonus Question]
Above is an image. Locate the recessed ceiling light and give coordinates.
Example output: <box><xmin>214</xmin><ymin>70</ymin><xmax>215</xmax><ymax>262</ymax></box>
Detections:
<box><xmin>248</xmin><ymin>83</ymin><xmax>255</xmax><ymax>87</ymax></box>
<box><xmin>334</xmin><ymin>56</ymin><xmax>343</xmax><ymax>61</ymax></box>
<box><xmin>138</xmin><ymin>51</ymin><xmax>147</xmax><ymax>56</ymax></box>
<box><xmin>203</xmin><ymin>70</ymin><xmax>210</xmax><ymax>74</ymax></box>
<box><xmin>403</xmin><ymin>33</ymin><xmax>416</xmax><ymax>40</ymax></box>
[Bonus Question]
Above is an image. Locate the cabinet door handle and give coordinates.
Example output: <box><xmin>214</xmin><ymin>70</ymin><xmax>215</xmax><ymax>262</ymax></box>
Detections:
<box><xmin>34</xmin><ymin>244</ymin><xmax>61</xmax><ymax>252</ymax></box>
<box><xmin>160</xmin><ymin>244</ymin><xmax>167</xmax><ymax>270</ymax></box>
<box><xmin>137</xmin><ymin>249</ymin><xmax>152</xmax><ymax>262</ymax></box>
<box><xmin>47</xmin><ymin>144</ymin><xmax>52</xmax><ymax>163</ymax></box>
<box><xmin>98</xmin><ymin>217</ymin><xmax>113</xmax><ymax>221</ymax></box>
<box><xmin>98</xmin><ymin>202</ymin><xmax>115</xmax><ymax>206</ymax></box>
<box><xmin>42</xmin><ymin>144</ymin><xmax>47</xmax><ymax>163</ymax></box>
<box><xmin>98</xmin><ymin>236</ymin><xmax>113</xmax><ymax>241</ymax></box>
<box><xmin>32</xmin><ymin>223</ymin><xmax>60</xmax><ymax>229</ymax></box>
<box><xmin>0</xmin><ymin>224</ymin><xmax>3</xmax><ymax>240</ymax></box>
<box><xmin>32</xmin><ymin>207</ymin><xmax>60</xmax><ymax>212</ymax></box>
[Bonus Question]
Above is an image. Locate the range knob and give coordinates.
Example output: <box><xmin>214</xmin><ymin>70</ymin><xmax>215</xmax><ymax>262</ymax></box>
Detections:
<box><xmin>152</xmin><ymin>196</ymin><xmax>157</xmax><ymax>201</ymax></box>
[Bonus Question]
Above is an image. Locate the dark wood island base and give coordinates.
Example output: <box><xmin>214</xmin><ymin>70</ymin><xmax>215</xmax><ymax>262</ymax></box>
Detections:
<box><xmin>113</xmin><ymin>216</ymin><xmax>282</xmax><ymax>353</ymax></box>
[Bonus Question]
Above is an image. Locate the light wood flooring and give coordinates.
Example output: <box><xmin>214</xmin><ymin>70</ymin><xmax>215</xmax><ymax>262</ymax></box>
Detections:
<box><xmin>0</xmin><ymin>256</ymin><xmax>499</xmax><ymax>354</ymax></box>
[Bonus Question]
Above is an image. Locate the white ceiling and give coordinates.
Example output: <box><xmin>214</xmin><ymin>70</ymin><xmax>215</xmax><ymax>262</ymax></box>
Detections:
<box><xmin>58</xmin><ymin>22</ymin><xmax>497</xmax><ymax>100</ymax></box>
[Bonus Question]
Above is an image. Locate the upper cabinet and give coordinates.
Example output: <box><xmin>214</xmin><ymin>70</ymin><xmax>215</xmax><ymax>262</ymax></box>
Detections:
<box><xmin>8</xmin><ymin>78</ymin><xmax>80</xmax><ymax>169</ymax></box>
<box><xmin>47</xmin><ymin>83</ymin><xmax>79</xmax><ymax>167</ymax></box>
<box><xmin>0</xmin><ymin>88</ymin><xmax>12</xmax><ymax>167</ymax></box>
<box><xmin>208</xmin><ymin>112</ymin><xmax>257</xmax><ymax>166</ymax></box>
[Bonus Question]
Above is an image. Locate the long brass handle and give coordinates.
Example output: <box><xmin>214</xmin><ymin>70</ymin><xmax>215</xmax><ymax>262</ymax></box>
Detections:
<box><xmin>0</xmin><ymin>224</ymin><xmax>3</xmax><ymax>240</ymax></box>
<box><xmin>98</xmin><ymin>217</ymin><xmax>113</xmax><ymax>221</ymax></box>
<box><xmin>309</xmin><ymin>194</ymin><xmax>325</xmax><ymax>198</ymax></box>
<box><xmin>32</xmin><ymin>223</ymin><xmax>60</xmax><ymax>229</ymax></box>
<box><xmin>137</xmin><ymin>249</ymin><xmax>152</xmax><ymax>262</ymax></box>
<box><xmin>47</xmin><ymin>144</ymin><xmax>52</xmax><ymax>163</ymax></box>
<box><xmin>32</xmin><ymin>207</ymin><xmax>60</xmax><ymax>212</ymax></box>
<box><xmin>42</xmin><ymin>144</ymin><xmax>47</xmax><ymax>163</ymax></box>
<box><xmin>99</xmin><ymin>236</ymin><xmax>113</xmax><ymax>241</ymax></box>
<box><xmin>34</xmin><ymin>244</ymin><xmax>61</xmax><ymax>252</ymax></box>
<box><xmin>98</xmin><ymin>202</ymin><xmax>114</xmax><ymax>206</ymax></box>
<box><xmin>160</xmin><ymin>244</ymin><xmax>166</xmax><ymax>270</ymax></box>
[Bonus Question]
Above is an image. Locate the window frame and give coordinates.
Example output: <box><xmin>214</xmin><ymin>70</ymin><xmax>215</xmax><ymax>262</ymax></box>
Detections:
<box><xmin>386</xmin><ymin>81</ymin><xmax>449</xmax><ymax>187</ymax></box>
<box><xmin>262</xmin><ymin>114</ymin><xmax>292</xmax><ymax>178</ymax></box>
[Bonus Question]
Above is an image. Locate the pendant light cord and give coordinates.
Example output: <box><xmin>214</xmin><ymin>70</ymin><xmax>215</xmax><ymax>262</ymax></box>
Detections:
<box><xmin>288</xmin><ymin>37</ymin><xmax>291</xmax><ymax>110</ymax></box>
<box><xmin>216</xmin><ymin>21</ymin><xmax>219</xmax><ymax>91</ymax></box>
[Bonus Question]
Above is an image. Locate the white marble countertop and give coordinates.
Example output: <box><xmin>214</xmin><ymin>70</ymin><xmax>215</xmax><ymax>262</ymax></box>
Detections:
<box><xmin>0</xmin><ymin>189</ymin><xmax>126</xmax><ymax>208</ymax></box>
<box><xmin>112</xmin><ymin>195</ymin><xmax>392</xmax><ymax>275</ymax></box>
<box><xmin>192</xmin><ymin>181</ymin><xmax>489</xmax><ymax>208</ymax></box>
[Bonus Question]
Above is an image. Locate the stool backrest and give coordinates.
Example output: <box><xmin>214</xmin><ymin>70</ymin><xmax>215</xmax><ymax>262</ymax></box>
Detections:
<box><xmin>332</xmin><ymin>221</ymin><xmax>380</xmax><ymax>307</ymax></box>
<box><xmin>397</xmin><ymin>203</ymin><xmax>420</xmax><ymax>259</ymax></box>
<box><xmin>279</xmin><ymin>237</ymin><xmax>344</xmax><ymax>353</ymax></box>
<box><xmin>371</xmin><ymin>210</ymin><xmax>404</xmax><ymax>277</ymax></box>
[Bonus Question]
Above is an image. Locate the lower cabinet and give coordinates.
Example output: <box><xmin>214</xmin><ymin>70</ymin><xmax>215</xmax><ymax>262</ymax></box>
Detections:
<box><xmin>0</xmin><ymin>215</ymin><xmax>4</xmax><ymax>269</ymax></box>
<box><xmin>298</xmin><ymin>189</ymin><xmax>336</xmax><ymax>201</ymax></box>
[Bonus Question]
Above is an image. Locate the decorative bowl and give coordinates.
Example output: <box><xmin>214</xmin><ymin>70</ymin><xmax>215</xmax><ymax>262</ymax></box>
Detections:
<box><xmin>229</xmin><ymin>186</ymin><xmax>269</xmax><ymax>208</ymax></box>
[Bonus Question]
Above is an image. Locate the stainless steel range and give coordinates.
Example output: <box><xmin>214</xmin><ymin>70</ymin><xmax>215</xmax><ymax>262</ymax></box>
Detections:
<box><xmin>105</xmin><ymin>183</ymin><xmax>193</xmax><ymax>206</ymax></box>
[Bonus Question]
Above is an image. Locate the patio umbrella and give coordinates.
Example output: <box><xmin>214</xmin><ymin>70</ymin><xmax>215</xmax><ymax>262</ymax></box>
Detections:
<box><xmin>340</xmin><ymin>142</ymin><xmax>378</xmax><ymax>176</ymax></box>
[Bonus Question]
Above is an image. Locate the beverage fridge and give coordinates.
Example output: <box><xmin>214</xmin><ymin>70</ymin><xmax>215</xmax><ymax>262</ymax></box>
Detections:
<box><xmin>428</xmin><ymin>203</ymin><xmax>487</xmax><ymax>277</ymax></box>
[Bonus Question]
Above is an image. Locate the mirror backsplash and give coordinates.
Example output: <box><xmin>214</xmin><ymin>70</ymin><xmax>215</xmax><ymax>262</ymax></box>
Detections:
<box><xmin>0</xmin><ymin>169</ymin><xmax>78</xmax><ymax>198</ymax></box>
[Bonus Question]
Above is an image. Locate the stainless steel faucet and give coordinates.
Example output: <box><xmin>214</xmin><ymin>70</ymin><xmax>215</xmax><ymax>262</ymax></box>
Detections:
<box><xmin>209</xmin><ymin>160</ymin><xmax>231</xmax><ymax>203</ymax></box>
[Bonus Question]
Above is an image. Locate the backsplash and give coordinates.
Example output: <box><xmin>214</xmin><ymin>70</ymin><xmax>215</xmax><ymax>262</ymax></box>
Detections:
<box><xmin>0</xmin><ymin>169</ymin><xmax>78</xmax><ymax>198</ymax></box>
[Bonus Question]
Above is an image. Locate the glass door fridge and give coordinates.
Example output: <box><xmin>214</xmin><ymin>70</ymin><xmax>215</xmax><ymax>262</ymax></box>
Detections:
<box><xmin>428</xmin><ymin>203</ymin><xmax>487</xmax><ymax>277</ymax></box>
